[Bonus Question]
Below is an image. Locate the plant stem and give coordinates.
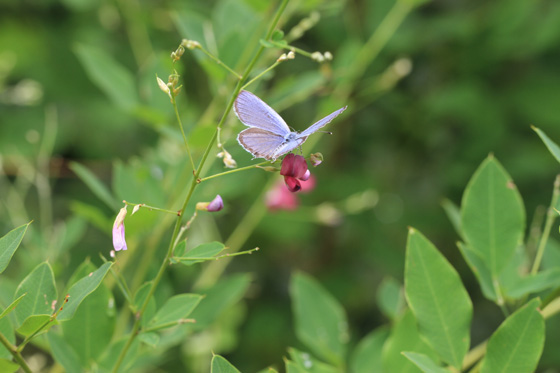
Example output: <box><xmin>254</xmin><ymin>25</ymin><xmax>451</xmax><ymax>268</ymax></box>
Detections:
<box><xmin>197</xmin><ymin>162</ymin><xmax>270</xmax><ymax>183</ymax></box>
<box><xmin>0</xmin><ymin>331</ymin><xmax>32</xmax><ymax>373</ymax></box>
<box><xmin>197</xmin><ymin>46</ymin><xmax>242</xmax><ymax>79</ymax></box>
<box><xmin>172</xmin><ymin>95</ymin><xmax>196</xmax><ymax>173</ymax></box>
<box><xmin>142</xmin><ymin>319</ymin><xmax>196</xmax><ymax>333</ymax></box>
<box><xmin>531</xmin><ymin>175</ymin><xmax>560</xmax><ymax>274</ymax></box>
<box><xmin>174</xmin><ymin>247</ymin><xmax>260</xmax><ymax>261</ymax></box>
<box><xmin>267</xmin><ymin>40</ymin><xmax>312</xmax><ymax>58</ymax></box>
<box><xmin>241</xmin><ymin>60</ymin><xmax>283</xmax><ymax>91</ymax></box>
<box><xmin>123</xmin><ymin>200</ymin><xmax>180</xmax><ymax>215</ymax></box>
<box><xmin>111</xmin><ymin>1</ymin><xmax>290</xmax><ymax>370</ymax></box>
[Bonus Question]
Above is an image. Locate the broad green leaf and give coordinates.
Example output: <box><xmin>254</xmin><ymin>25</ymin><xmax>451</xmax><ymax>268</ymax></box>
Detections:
<box><xmin>58</xmin><ymin>262</ymin><xmax>112</xmax><ymax>321</ymax></box>
<box><xmin>405</xmin><ymin>229</ymin><xmax>472</xmax><ymax>369</ymax></box>
<box><xmin>175</xmin><ymin>242</ymin><xmax>226</xmax><ymax>266</ymax></box>
<box><xmin>133</xmin><ymin>282</ymin><xmax>156</xmax><ymax>327</ymax></box>
<box><xmin>47</xmin><ymin>332</ymin><xmax>83</xmax><ymax>373</ymax></box>
<box><xmin>533</xmin><ymin>126</ymin><xmax>560</xmax><ymax>164</ymax></box>
<box><xmin>14</xmin><ymin>262</ymin><xmax>57</xmax><ymax>325</ymax></box>
<box><xmin>271</xmin><ymin>29</ymin><xmax>284</xmax><ymax>41</ymax></box>
<box><xmin>290</xmin><ymin>272</ymin><xmax>348</xmax><ymax>368</ymax></box>
<box><xmin>377</xmin><ymin>277</ymin><xmax>405</xmax><ymax>320</ymax></box>
<box><xmin>461</xmin><ymin>156</ymin><xmax>525</xmax><ymax>276</ymax></box>
<box><xmin>441</xmin><ymin>199</ymin><xmax>463</xmax><ymax>239</ymax></box>
<box><xmin>286</xmin><ymin>359</ymin><xmax>306</xmax><ymax>373</ymax></box>
<box><xmin>0</xmin><ymin>359</ymin><xmax>18</xmax><ymax>373</ymax></box>
<box><xmin>69</xmin><ymin>162</ymin><xmax>118</xmax><ymax>209</ymax></box>
<box><xmin>505</xmin><ymin>268</ymin><xmax>560</xmax><ymax>298</ymax></box>
<box><xmin>288</xmin><ymin>347</ymin><xmax>338</xmax><ymax>372</ymax></box>
<box><xmin>62</xmin><ymin>262</ymin><xmax>115</xmax><ymax>367</ymax></box>
<box><xmin>98</xmin><ymin>337</ymin><xmax>139</xmax><ymax>372</ymax></box>
<box><xmin>16</xmin><ymin>314</ymin><xmax>56</xmax><ymax>336</ymax></box>
<box><xmin>73</xmin><ymin>44</ymin><xmax>138</xmax><ymax>110</ymax></box>
<box><xmin>0</xmin><ymin>293</ymin><xmax>27</xmax><ymax>320</ymax></box>
<box><xmin>457</xmin><ymin>242</ymin><xmax>496</xmax><ymax>300</ymax></box>
<box><xmin>0</xmin><ymin>317</ymin><xmax>14</xmax><ymax>359</ymax></box>
<box><xmin>148</xmin><ymin>294</ymin><xmax>202</xmax><ymax>329</ymax></box>
<box><xmin>189</xmin><ymin>273</ymin><xmax>251</xmax><ymax>330</ymax></box>
<box><xmin>350</xmin><ymin>327</ymin><xmax>389</xmax><ymax>373</ymax></box>
<box><xmin>402</xmin><ymin>352</ymin><xmax>450</xmax><ymax>373</ymax></box>
<box><xmin>259</xmin><ymin>39</ymin><xmax>275</xmax><ymax>48</ymax></box>
<box><xmin>211</xmin><ymin>354</ymin><xmax>241</xmax><ymax>373</ymax></box>
<box><xmin>257</xmin><ymin>368</ymin><xmax>279</xmax><ymax>373</ymax></box>
<box><xmin>382</xmin><ymin>310</ymin><xmax>439</xmax><ymax>373</ymax></box>
<box><xmin>0</xmin><ymin>223</ymin><xmax>29</xmax><ymax>274</ymax></box>
<box><xmin>480</xmin><ymin>298</ymin><xmax>545</xmax><ymax>373</ymax></box>
<box><xmin>138</xmin><ymin>332</ymin><xmax>159</xmax><ymax>347</ymax></box>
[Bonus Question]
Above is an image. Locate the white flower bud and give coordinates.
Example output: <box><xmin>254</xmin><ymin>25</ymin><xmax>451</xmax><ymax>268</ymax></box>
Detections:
<box><xmin>323</xmin><ymin>51</ymin><xmax>333</xmax><ymax>61</ymax></box>
<box><xmin>287</xmin><ymin>51</ymin><xmax>295</xmax><ymax>59</ymax></box>
<box><xmin>311</xmin><ymin>52</ymin><xmax>324</xmax><ymax>62</ymax></box>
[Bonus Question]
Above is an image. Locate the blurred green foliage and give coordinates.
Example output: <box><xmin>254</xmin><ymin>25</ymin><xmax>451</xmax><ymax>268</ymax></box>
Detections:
<box><xmin>2</xmin><ymin>0</ymin><xmax>560</xmax><ymax>371</ymax></box>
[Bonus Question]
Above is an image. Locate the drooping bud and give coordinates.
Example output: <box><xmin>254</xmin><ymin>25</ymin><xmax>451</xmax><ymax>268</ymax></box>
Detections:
<box><xmin>181</xmin><ymin>39</ymin><xmax>201</xmax><ymax>50</ymax></box>
<box><xmin>132</xmin><ymin>204</ymin><xmax>141</xmax><ymax>215</ymax></box>
<box><xmin>310</xmin><ymin>153</ymin><xmax>323</xmax><ymax>167</ymax></box>
<box><xmin>196</xmin><ymin>195</ymin><xmax>224</xmax><ymax>212</ymax></box>
<box><xmin>157</xmin><ymin>76</ymin><xmax>172</xmax><ymax>100</ymax></box>
<box><xmin>217</xmin><ymin>150</ymin><xmax>237</xmax><ymax>169</ymax></box>
<box><xmin>112</xmin><ymin>206</ymin><xmax>128</xmax><ymax>251</ymax></box>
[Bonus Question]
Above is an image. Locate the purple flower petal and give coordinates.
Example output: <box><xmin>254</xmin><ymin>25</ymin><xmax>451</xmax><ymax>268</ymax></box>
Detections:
<box><xmin>207</xmin><ymin>195</ymin><xmax>224</xmax><ymax>212</ymax></box>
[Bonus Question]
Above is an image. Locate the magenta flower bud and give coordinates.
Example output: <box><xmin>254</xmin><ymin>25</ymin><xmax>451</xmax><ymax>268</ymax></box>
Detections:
<box><xmin>196</xmin><ymin>195</ymin><xmax>224</xmax><ymax>212</ymax></box>
<box><xmin>280</xmin><ymin>154</ymin><xmax>310</xmax><ymax>193</ymax></box>
<box><xmin>112</xmin><ymin>206</ymin><xmax>128</xmax><ymax>251</ymax></box>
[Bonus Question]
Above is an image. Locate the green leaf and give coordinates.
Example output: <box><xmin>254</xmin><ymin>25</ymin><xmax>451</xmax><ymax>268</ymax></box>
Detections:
<box><xmin>505</xmin><ymin>268</ymin><xmax>560</xmax><ymax>298</ymax></box>
<box><xmin>98</xmin><ymin>337</ymin><xmax>139</xmax><ymax>372</ymax></box>
<box><xmin>287</xmin><ymin>347</ymin><xmax>338</xmax><ymax>372</ymax></box>
<box><xmin>0</xmin><ymin>293</ymin><xmax>27</xmax><ymax>320</ymax></box>
<box><xmin>58</xmin><ymin>262</ymin><xmax>112</xmax><ymax>321</ymax></box>
<box><xmin>402</xmin><ymin>352</ymin><xmax>450</xmax><ymax>373</ymax></box>
<box><xmin>62</xmin><ymin>262</ymin><xmax>115</xmax><ymax>367</ymax></box>
<box><xmin>138</xmin><ymin>332</ymin><xmax>159</xmax><ymax>348</ymax></box>
<box><xmin>461</xmin><ymin>155</ymin><xmax>525</xmax><ymax>276</ymax></box>
<box><xmin>441</xmin><ymin>199</ymin><xmax>463</xmax><ymax>239</ymax></box>
<box><xmin>47</xmin><ymin>332</ymin><xmax>83</xmax><ymax>373</ymax></box>
<box><xmin>69</xmin><ymin>162</ymin><xmax>118</xmax><ymax>209</ymax></box>
<box><xmin>148</xmin><ymin>294</ymin><xmax>202</xmax><ymax>329</ymax></box>
<box><xmin>480</xmin><ymin>298</ymin><xmax>545</xmax><ymax>373</ymax></box>
<box><xmin>211</xmin><ymin>354</ymin><xmax>241</xmax><ymax>373</ymax></box>
<box><xmin>188</xmin><ymin>274</ymin><xmax>251</xmax><ymax>330</ymax></box>
<box><xmin>133</xmin><ymin>282</ymin><xmax>157</xmax><ymax>327</ymax></box>
<box><xmin>271</xmin><ymin>29</ymin><xmax>284</xmax><ymax>41</ymax></box>
<box><xmin>14</xmin><ymin>262</ymin><xmax>57</xmax><ymax>326</ymax></box>
<box><xmin>350</xmin><ymin>327</ymin><xmax>389</xmax><ymax>373</ymax></box>
<box><xmin>73</xmin><ymin>44</ymin><xmax>138</xmax><ymax>110</ymax></box>
<box><xmin>376</xmin><ymin>277</ymin><xmax>405</xmax><ymax>320</ymax></box>
<box><xmin>16</xmin><ymin>314</ymin><xmax>56</xmax><ymax>336</ymax></box>
<box><xmin>286</xmin><ymin>359</ymin><xmax>306</xmax><ymax>373</ymax></box>
<box><xmin>405</xmin><ymin>229</ymin><xmax>472</xmax><ymax>369</ymax></box>
<box><xmin>382</xmin><ymin>310</ymin><xmax>438</xmax><ymax>373</ymax></box>
<box><xmin>457</xmin><ymin>242</ymin><xmax>496</xmax><ymax>301</ymax></box>
<box><xmin>0</xmin><ymin>359</ymin><xmax>18</xmax><ymax>373</ymax></box>
<box><xmin>290</xmin><ymin>272</ymin><xmax>348</xmax><ymax>368</ymax></box>
<box><xmin>533</xmin><ymin>126</ymin><xmax>560</xmax><ymax>164</ymax></box>
<box><xmin>175</xmin><ymin>242</ymin><xmax>226</xmax><ymax>266</ymax></box>
<box><xmin>0</xmin><ymin>317</ymin><xmax>14</xmax><ymax>359</ymax></box>
<box><xmin>0</xmin><ymin>223</ymin><xmax>30</xmax><ymax>274</ymax></box>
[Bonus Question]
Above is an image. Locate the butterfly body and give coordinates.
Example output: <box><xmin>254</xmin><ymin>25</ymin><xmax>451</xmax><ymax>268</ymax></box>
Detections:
<box><xmin>234</xmin><ymin>90</ymin><xmax>346</xmax><ymax>161</ymax></box>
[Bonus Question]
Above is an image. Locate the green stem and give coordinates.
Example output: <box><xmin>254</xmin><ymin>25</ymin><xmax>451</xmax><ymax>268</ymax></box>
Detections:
<box><xmin>0</xmin><ymin>332</ymin><xmax>32</xmax><ymax>373</ymax></box>
<box><xmin>141</xmin><ymin>319</ymin><xmax>196</xmax><ymax>333</ymax></box>
<box><xmin>123</xmin><ymin>200</ymin><xmax>180</xmax><ymax>216</ymax></box>
<box><xmin>531</xmin><ymin>175</ymin><xmax>560</xmax><ymax>274</ymax></box>
<box><xmin>198</xmin><ymin>162</ymin><xmax>270</xmax><ymax>183</ymax></box>
<box><xmin>172</xmin><ymin>95</ymin><xmax>196</xmax><ymax>172</ymax></box>
<box><xmin>242</xmin><ymin>61</ymin><xmax>283</xmax><ymax>91</ymax></box>
<box><xmin>174</xmin><ymin>247</ymin><xmax>260</xmax><ymax>261</ymax></box>
<box><xmin>268</xmin><ymin>40</ymin><xmax>312</xmax><ymax>57</ymax></box>
<box><xmin>111</xmin><ymin>1</ymin><xmax>290</xmax><ymax>370</ymax></box>
<box><xmin>197</xmin><ymin>46</ymin><xmax>242</xmax><ymax>79</ymax></box>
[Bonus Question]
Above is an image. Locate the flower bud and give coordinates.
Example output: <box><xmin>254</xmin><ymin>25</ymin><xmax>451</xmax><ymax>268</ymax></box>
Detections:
<box><xmin>196</xmin><ymin>195</ymin><xmax>224</xmax><ymax>212</ymax></box>
<box><xmin>311</xmin><ymin>52</ymin><xmax>325</xmax><ymax>63</ymax></box>
<box><xmin>287</xmin><ymin>51</ymin><xmax>295</xmax><ymax>59</ymax></box>
<box><xmin>181</xmin><ymin>39</ymin><xmax>201</xmax><ymax>50</ymax></box>
<box><xmin>323</xmin><ymin>51</ymin><xmax>333</xmax><ymax>61</ymax></box>
<box><xmin>310</xmin><ymin>152</ymin><xmax>323</xmax><ymax>167</ymax></box>
<box><xmin>217</xmin><ymin>150</ymin><xmax>237</xmax><ymax>169</ymax></box>
<box><xmin>157</xmin><ymin>76</ymin><xmax>171</xmax><ymax>96</ymax></box>
<box><xmin>277</xmin><ymin>53</ymin><xmax>288</xmax><ymax>62</ymax></box>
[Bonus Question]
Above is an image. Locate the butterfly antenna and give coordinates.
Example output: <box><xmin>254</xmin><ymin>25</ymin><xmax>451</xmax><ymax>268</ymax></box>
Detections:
<box><xmin>318</xmin><ymin>130</ymin><xmax>333</xmax><ymax>135</ymax></box>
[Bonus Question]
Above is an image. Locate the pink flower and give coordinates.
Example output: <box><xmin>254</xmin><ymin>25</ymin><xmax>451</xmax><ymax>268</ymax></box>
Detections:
<box><xmin>112</xmin><ymin>206</ymin><xmax>128</xmax><ymax>251</ymax></box>
<box><xmin>266</xmin><ymin>175</ymin><xmax>316</xmax><ymax>211</ymax></box>
<box><xmin>280</xmin><ymin>154</ymin><xmax>310</xmax><ymax>193</ymax></box>
<box><xmin>196</xmin><ymin>195</ymin><xmax>224</xmax><ymax>212</ymax></box>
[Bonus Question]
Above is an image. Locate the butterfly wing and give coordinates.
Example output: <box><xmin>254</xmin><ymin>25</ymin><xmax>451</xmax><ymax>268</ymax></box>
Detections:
<box><xmin>299</xmin><ymin>106</ymin><xmax>348</xmax><ymax>137</ymax></box>
<box><xmin>270</xmin><ymin>136</ymin><xmax>308</xmax><ymax>160</ymax></box>
<box><xmin>234</xmin><ymin>90</ymin><xmax>291</xmax><ymax>136</ymax></box>
<box><xmin>237</xmin><ymin>128</ymin><xmax>287</xmax><ymax>160</ymax></box>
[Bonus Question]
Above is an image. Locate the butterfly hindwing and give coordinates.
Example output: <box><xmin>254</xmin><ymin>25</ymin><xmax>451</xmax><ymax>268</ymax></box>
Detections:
<box><xmin>234</xmin><ymin>90</ymin><xmax>291</xmax><ymax>136</ymax></box>
<box><xmin>237</xmin><ymin>128</ymin><xmax>286</xmax><ymax>160</ymax></box>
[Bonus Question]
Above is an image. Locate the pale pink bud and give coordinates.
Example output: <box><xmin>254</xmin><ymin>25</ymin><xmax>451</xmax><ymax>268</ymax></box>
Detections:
<box><xmin>112</xmin><ymin>206</ymin><xmax>128</xmax><ymax>251</ymax></box>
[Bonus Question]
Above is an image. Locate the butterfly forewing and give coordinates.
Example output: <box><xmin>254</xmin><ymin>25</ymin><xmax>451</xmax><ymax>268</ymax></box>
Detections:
<box><xmin>237</xmin><ymin>128</ymin><xmax>286</xmax><ymax>160</ymax></box>
<box><xmin>299</xmin><ymin>106</ymin><xmax>348</xmax><ymax>137</ymax></box>
<box><xmin>234</xmin><ymin>90</ymin><xmax>291</xmax><ymax>136</ymax></box>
